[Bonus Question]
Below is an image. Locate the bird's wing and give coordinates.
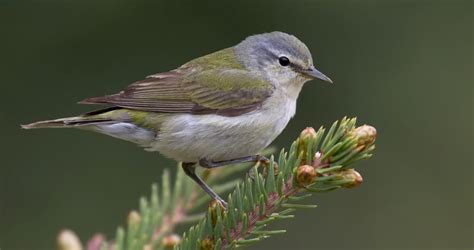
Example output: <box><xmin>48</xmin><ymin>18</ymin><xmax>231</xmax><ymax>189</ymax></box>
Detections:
<box><xmin>80</xmin><ymin>68</ymin><xmax>274</xmax><ymax>117</ymax></box>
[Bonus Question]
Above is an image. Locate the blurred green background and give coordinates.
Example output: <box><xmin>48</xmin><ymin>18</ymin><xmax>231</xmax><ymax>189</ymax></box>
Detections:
<box><xmin>1</xmin><ymin>0</ymin><xmax>472</xmax><ymax>249</ymax></box>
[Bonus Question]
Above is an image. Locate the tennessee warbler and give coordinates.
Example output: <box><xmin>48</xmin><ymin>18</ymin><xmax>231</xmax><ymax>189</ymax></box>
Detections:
<box><xmin>23</xmin><ymin>31</ymin><xmax>332</xmax><ymax>206</ymax></box>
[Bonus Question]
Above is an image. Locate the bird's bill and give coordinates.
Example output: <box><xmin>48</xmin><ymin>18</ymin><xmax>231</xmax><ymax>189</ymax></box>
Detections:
<box><xmin>302</xmin><ymin>66</ymin><xmax>333</xmax><ymax>83</ymax></box>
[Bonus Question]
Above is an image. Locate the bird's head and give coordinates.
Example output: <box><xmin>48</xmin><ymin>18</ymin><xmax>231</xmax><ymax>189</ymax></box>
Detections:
<box><xmin>235</xmin><ymin>31</ymin><xmax>332</xmax><ymax>97</ymax></box>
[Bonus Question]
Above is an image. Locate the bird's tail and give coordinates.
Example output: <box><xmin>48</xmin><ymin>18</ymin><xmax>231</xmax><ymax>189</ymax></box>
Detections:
<box><xmin>22</xmin><ymin>107</ymin><xmax>157</xmax><ymax>145</ymax></box>
<box><xmin>21</xmin><ymin>108</ymin><xmax>119</xmax><ymax>129</ymax></box>
<box><xmin>21</xmin><ymin>117</ymin><xmax>114</xmax><ymax>129</ymax></box>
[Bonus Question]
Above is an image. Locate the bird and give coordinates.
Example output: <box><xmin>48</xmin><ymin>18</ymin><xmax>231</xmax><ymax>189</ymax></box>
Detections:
<box><xmin>22</xmin><ymin>31</ymin><xmax>333</xmax><ymax>206</ymax></box>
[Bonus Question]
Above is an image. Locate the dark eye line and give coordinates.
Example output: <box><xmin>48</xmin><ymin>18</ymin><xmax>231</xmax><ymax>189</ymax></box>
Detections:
<box><xmin>277</xmin><ymin>55</ymin><xmax>306</xmax><ymax>70</ymax></box>
<box><xmin>278</xmin><ymin>56</ymin><xmax>306</xmax><ymax>72</ymax></box>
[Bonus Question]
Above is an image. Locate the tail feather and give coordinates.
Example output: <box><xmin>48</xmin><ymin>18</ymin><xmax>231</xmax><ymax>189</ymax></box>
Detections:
<box><xmin>22</xmin><ymin>108</ymin><xmax>156</xmax><ymax>145</ymax></box>
<box><xmin>21</xmin><ymin>117</ymin><xmax>114</xmax><ymax>129</ymax></box>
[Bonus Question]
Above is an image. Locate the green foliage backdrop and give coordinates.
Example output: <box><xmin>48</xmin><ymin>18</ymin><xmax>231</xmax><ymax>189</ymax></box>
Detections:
<box><xmin>1</xmin><ymin>0</ymin><xmax>472</xmax><ymax>249</ymax></box>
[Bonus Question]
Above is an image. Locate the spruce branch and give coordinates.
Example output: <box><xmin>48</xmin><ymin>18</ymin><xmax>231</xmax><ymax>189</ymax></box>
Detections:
<box><xmin>57</xmin><ymin>154</ymin><xmax>270</xmax><ymax>250</ymax></box>
<box><xmin>56</xmin><ymin>117</ymin><xmax>377</xmax><ymax>250</ymax></box>
<box><xmin>176</xmin><ymin>117</ymin><xmax>376</xmax><ymax>250</ymax></box>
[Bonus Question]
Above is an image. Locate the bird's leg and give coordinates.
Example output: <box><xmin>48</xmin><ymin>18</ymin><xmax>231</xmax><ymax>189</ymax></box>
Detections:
<box><xmin>181</xmin><ymin>162</ymin><xmax>227</xmax><ymax>207</ymax></box>
<box><xmin>183</xmin><ymin>155</ymin><xmax>271</xmax><ymax>208</ymax></box>
<box><xmin>199</xmin><ymin>155</ymin><xmax>270</xmax><ymax>180</ymax></box>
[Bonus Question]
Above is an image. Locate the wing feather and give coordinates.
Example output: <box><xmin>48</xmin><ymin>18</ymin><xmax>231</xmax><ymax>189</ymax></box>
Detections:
<box><xmin>80</xmin><ymin>67</ymin><xmax>273</xmax><ymax>116</ymax></box>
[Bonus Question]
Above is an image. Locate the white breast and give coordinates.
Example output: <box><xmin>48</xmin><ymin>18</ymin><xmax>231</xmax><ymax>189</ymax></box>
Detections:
<box><xmin>149</xmin><ymin>89</ymin><xmax>297</xmax><ymax>163</ymax></box>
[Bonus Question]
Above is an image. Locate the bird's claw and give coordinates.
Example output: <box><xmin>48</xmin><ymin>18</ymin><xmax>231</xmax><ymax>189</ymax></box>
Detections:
<box><xmin>218</xmin><ymin>200</ymin><xmax>228</xmax><ymax>209</ymax></box>
<box><xmin>246</xmin><ymin>167</ymin><xmax>256</xmax><ymax>180</ymax></box>
<box><xmin>246</xmin><ymin>156</ymin><xmax>279</xmax><ymax>180</ymax></box>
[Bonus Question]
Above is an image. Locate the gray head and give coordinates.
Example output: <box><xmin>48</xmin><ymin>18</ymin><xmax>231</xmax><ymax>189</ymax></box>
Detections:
<box><xmin>235</xmin><ymin>31</ymin><xmax>332</xmax><ymax>86</ymax></box>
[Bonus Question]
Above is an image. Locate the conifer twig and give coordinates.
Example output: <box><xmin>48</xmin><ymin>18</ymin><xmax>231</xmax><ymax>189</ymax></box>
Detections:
<box><xmin>56</xmin><ymin>117</ymin><xmax>377</xmax><ymax>250</ymax></box>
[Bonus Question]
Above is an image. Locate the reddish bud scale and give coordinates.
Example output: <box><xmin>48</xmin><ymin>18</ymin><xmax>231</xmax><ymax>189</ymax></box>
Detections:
<box><xmin>341</xmin><ymin>169</ymin><xmax>363</xmax><ymax>188</ymax></box>
<box><xmin>350</xmin><ymin>125</ymin><xmax>377</xmax><ymax>151</ymax></box>
<box><xmin>296</xmin><ymin>165</ymin><xmax>317</xmax><ymax>186</ymax></box>
<box><xmin>208</xmin><ymin>200</ymin><xmax>225</xmax><ymax>226</ymax></box>
<box><xmin>161</xmin><ymin>234</ymin><xmax>181</xmax><ymax>249</ymax></box>
<box><xmin>297</xmin><ymin>127</ymin><xmax>317</xmax><ymax>164</ymax></box>
<box><xmin>200</xmin><ymin>237</ymin><xmax>215</xmax><ymax>250</ymax></box>
<box><xmin>57</xmin><ymin>230</ymin><xmax>82</xmax><ymax>250</ymax></box>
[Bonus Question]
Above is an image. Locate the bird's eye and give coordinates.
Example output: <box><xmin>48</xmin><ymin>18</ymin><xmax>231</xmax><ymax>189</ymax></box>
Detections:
<box><xmin>278</xmin><ymin>56</ymin><xmax>290</xmax><ymax>66</ymax></box>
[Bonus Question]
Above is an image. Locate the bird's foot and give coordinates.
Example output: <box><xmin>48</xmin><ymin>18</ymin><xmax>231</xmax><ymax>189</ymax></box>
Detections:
<box><xmin>245</xmin><ymin>155</ymin><xmax>279</xmax><ymax>180</ymax></box>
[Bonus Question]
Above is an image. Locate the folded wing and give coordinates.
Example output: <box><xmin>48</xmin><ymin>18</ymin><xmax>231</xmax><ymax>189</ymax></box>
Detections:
<box><xmin>80</xmin><ymin>67</ymin><xmax>274</xmax><ymax>117</ymax></box>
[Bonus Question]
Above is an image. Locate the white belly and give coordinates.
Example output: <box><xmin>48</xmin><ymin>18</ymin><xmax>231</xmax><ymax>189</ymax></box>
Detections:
<box><xmin>149</xmin><ymin>94</ymin><xmax>297</xmax><ymax>163</ymax></box>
